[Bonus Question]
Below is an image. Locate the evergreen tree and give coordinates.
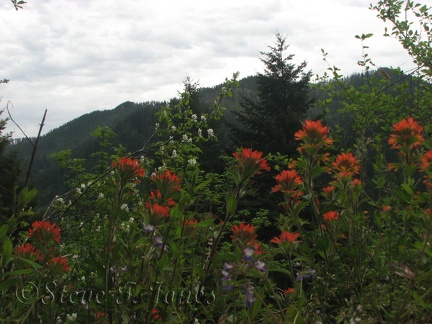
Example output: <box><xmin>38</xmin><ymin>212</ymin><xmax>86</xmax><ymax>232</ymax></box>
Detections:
<box><xmin>0</xmin><ymin>108</ymin><xmax>22</xmax><ymax>215</ymax></box>
<box><xmin>230</xmin><ymin>33</ymin><xmax>313</xmax><ymax>155</ymax></box>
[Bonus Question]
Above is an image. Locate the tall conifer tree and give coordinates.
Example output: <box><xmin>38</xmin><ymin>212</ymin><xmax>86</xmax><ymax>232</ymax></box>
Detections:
<box><xmin>231</xmin><ymin>33</ymin><xmax>313</xmax><ymax>155</ymax></box>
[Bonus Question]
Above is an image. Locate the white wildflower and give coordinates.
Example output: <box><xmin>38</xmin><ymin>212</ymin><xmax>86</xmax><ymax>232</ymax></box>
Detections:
<box><xmin>155</xmin><ymin>122</ymin><xmax>160</xmax><ymax>129</ymax></box>
<box><xmin>207</xmin><ymin>128</ymin><xmax>214</xmax><ymax>137</ymax></box>
<box><xmin>191</xmin><ymin>114</ymin><xmax>197</xmax><ymax>122</ymax></box>
<box><xmin>182</xmin><ymin>134</ymin><xmax>189</xmax><ymax>142</ymax></box>
<box><xmin>98</xmin><ymin>193</ymin><xmax>104</xmax><ymax>199</ymax></box>
<box><xmin>171</xmin><ymin>125</ymin><xmax>176</xmax><ymax>131</ymax></box>
<box><xmin>80</xmin><ymin>183</ymin><xmax>86</xmax><ymax>189</ymax></box>
<box><xmin>188</xmin><ymin>158</ymin><xmax>197</xmax><ymax>166</ymax></box>
<box><xmin>121</xmin><ymin>204</ymin><xmax>129</xmax><ymax>212</ymax></box>
<box><xmin>201</xmin><ymin>115</ymin><xmax>207</xmax><ymax>122</ymax></box>
<box><xmin>198</xmin><ymin>128</ymin><xmax>202</xmax><ymax>137</ymax></box>
<box><xmin>172</xmin><ymin>150</ymin><xmax>177</xmax><ymax>158</ymax></box>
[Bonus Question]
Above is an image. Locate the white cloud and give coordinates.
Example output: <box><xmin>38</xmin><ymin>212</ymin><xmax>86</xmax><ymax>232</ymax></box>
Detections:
<box><xmin>0</xmin><ymin>0</ymin><xmax>416</xmax><ymax>137</ymax></box>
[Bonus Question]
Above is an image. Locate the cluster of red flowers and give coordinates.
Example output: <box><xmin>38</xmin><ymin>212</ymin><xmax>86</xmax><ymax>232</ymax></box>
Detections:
<box><xmin>230</xmin><ymin>223</ymin><xmax>264</xmax><ymax>255</ymax></box>
<box><xmin>272</xmin><ymin>170</ymin><xmax>303</xmax><ymax>195</ymax></box>
<box><xmin>272</xmin><ymin>169</ymin><xmax>304</xmax><ymax>212</ymax></box>
<box><xmin>151</xmin><ymin>169</ymin><xmax>181</xmax><ymax>195</ymax></box>
<box><xmin>233</xmin><ymin>148</ymin><xmax>270</xmax><ymax>183</ymax></box>
<box><xmin>145</xmin><ymin>169</ymin><xmax>181</xmax><ymax>224</ymax></box>
<box><xmin>231</xmin><ymin>223</ymin><xmax>257</xmax><ymax>244</ymax></box>
<box><xmin>420</xmin><ymin>150</ymin><xmax>432</xmax><ymax>189</ymax></box>
<box><xmin>27</xmin><ymin>220</ymin><xmax>61</xmax><ymax>243</ymax></box>
<box><xmin>388</xmin><ymin>117</ymin><xmax>425</xmax><ymax>151</ymax></box>
<box><xmin>294</xmin><ymin>120</ymin><xmax>333</xmax><ymax>157</ymax></box>
<box><xmin>15</xmin><ymin>220</ymin><xmax>70</xmax><ymax>273</ymax></box>
<box><xmin>112</xmin><ymin>156</ymin><xmax>145</xmax><ymax>185</ymax></box>
<box><xmin>332</xmin><ymin>152</ymin><xmax>360</xmax><ymax>181</ymax></box>
<box><xmin>270</xmin><ymin>231</ymin><xmax>300</xmax><ymax>246</ymax></box>
<box><xmin>323</xmin><ymin>211</ymin><xmax>339</xmax><ymax>222</ymax></box>
<box><xmin>387</xmin><ymin>117</ymin><xmax>426</xmax><ymax>170</ymax></box>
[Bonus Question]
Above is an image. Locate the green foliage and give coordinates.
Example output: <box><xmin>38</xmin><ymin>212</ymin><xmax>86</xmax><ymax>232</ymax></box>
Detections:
<box><xmin>3</xmin><ymin>3</ymin><xmax>432</xmax><ymax>321</ymax></box>
<box><xmin>0</xmin><ymin>109</ymin><xmax>23</xmax><ymax>217</ymax></box>
<box><xmin>230</xmin><ymin>33</ymin><xmax>313</xmax><ymax>156</ymax></box>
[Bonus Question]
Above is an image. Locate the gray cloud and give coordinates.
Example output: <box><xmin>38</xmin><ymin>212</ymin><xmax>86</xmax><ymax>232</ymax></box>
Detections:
<box><xmin>0</xmin><ymin>0</ymin><xmax>416</xmax><ymax>137</ymax></box>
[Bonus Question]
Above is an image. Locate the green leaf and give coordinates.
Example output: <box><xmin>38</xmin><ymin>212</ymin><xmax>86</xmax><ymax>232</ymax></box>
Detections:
<box><xmin>0</xmin><ymin>279</ymin><xmax>19</xmax><ymax>291</ymax></box>
<box><xmin>285</xmin><ymin>304</ymin><xmax>307</xmax><ymax>324</ymax></box>
<box><xmin>5</xmin><ymin>268</ymin><xmax>35</xmax><ymax>276</ymax></box>
<box><xmin>195</xmin><ymin>218</ymin><xmax>213</xmax><ymax>227</ymax></box>
<box><xmin>226</xmin><ymin>194</ymin><xmax>237</xmax><ymax>215</ymax></box>
<box><xmin>2</xmin><ymin>238</ymin><xmax>13</xmax><ymax>267</ymax></box>
<box><xmin>12</xmin><ymin>256</ymin><xmax>42</xmax><ymax>270</ymax></box>
<box><xmin>0</xmin><ymin>224</ymin><xmax>8</xmax><ymax>240</ymax></box>
<box><xmin>269</xmin><ymin>265</ymin><xmax>291</xmax><ymax>276</ymax></box>
<box><xmin>414</xmin><ymin>271</ymin><xmax>432</xmax><ymax>282</ymax></box>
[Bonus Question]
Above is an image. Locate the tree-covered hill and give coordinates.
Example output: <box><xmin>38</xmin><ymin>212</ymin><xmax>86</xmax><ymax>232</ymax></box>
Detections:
<box><xmin>9</xmin><ymin>69</ymin><xmax>417</xmax><ymax>208</ymax></box>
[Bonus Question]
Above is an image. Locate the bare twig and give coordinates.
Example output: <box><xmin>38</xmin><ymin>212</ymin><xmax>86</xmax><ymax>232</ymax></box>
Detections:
<box><xmin>24</xmin><ymin>109</ymin><xmax>47</xmax><ymax>186</ymax></box>
<box><xmin>5</xmin><ymin>101</ymin><xmax>35</xmax><ymax>147</ymax></box>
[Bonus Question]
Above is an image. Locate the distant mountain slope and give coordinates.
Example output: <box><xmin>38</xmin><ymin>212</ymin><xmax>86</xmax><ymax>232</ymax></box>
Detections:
<box><xmin>9</xmin><ymin>69</ymin><xmax>411</xmax><ymax>208</ymax></box>
<box><xmin>9</xmin><ymin>76</ymin><xmax>259</xmax><ymax>207</ymax></box>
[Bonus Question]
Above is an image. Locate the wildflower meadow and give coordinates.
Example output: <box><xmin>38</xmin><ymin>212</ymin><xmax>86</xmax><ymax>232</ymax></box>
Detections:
<box><xmin>1</xmin><ymin>76</ymin><xmax>432</xmax><ymax>323</ymax></box>
<box><xmin>1</xmin><ymin>1</ymin><xmax>432</xmax><ymax>321</ymax></box>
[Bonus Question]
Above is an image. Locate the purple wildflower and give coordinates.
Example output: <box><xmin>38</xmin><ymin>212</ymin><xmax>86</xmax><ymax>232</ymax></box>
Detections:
<box><xmin>144</xmin><ymin>224</ymin><xmax>155</xmax><ymax>233</ymax></box>
<box><xmin>243</xmin><ymin>247</ymin><xmax>254</xmax><ymax>261</ymax></box>
<box><xmin>155</xmin><ymin>236</ymin><xmax>164</xmax><ymax>247</ymax></box>
<box><xmin>253</xmin><ymin>260</ymin><xmax>266</xmax><ymax>272</ymax></box>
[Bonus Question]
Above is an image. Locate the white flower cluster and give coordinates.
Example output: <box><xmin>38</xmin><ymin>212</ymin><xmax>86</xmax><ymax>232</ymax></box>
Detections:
<box><xmin>188</xmin><ymin>158</ymin><xmax>197</xmax><ymax>166</ymax></box>
<box><xmin>120</xmin><ymin>204</ymin><xmax>129</xmax><ymax>212</ymax></box>
<box><xmin>182</xmin><ymin>134</ymin><xmax>192</xmax><ymax>143</ymax></box>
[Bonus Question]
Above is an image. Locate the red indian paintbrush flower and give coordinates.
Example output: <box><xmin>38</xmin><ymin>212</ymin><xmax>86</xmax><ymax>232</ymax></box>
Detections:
<box><xmin>230</xmin><ymin>223</ymin><xmax>257</xmax><ymax>244</ymax></box>
<box><xmin>323</xmin><ymin>211</ymin><xmax>339</xmax><ymax>221</ymax></box>
<box><xmin>113</xmin><ymin>157</ymin><xmax>144</xmax><ymax>184</ymax></box>
<box><xmin>420</xmin><ymin>150</ymin><xmax>432</xmax><ymax>188</ymax></box>
<box><xmin>322</xmin><ymin>185</ymin><xmax>336</xmax><ymax>197</ymax></box>
<box><xmin>233</xmin><ymin>148</ymin><xmax>270</xmax><ymax>179</ymax></box>
<box><xmin>332</xmin><ymin>153</ymin><xmax>360</xmax><ymax>179</ymax></box>
<box><xmin>152</xmin><ymin>169</ymin><xmax>181</xmax><ymax>193</ymax></box>
<box><xmin>272</xmin><ymin>169</ymin><xmax>303</xmax><ymax>194</ymax></box>
<box><xmin>14</xmin><ymin>243</ymin><xmax>42</xmax><ymax>261</ymax></box>
<box><xmin>146</xmin><ymin>202</ymin><xmax>171</xmax><ymax>218</ymax></box>
<box><xmin>388</xmin><ymin>117</ymin><xmax>425</xmax><ymax>150</ymax></box>
<box><xmin>270</xmin><ymin>231</ymin><xmax>300</xmax><ymax>245</ymax></box>
<box><xmin>294</xmin><ymin>120</ymin><xmax>333</xmax><ymax>146</ymax></box>
<box><xmin>47</xmin><ymin>256</ymin><xmax>71</xmax><ymax>272</ymax></box>
<box><xmin>420</xmin><ymin>151</ymin><xmax>432</xmax><ymax>173</ymax></box>
<box><xmin>27</xmin><ymin>220</ymin><xmax>61</xmax><ymax>243</ymax></box>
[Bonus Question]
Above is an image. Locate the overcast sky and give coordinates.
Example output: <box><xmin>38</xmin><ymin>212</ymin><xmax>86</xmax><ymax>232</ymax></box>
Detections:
<box><xmin>0</xmin><ymin>0</ymin><xmax>416</xmax><ymax>138</ymax></box>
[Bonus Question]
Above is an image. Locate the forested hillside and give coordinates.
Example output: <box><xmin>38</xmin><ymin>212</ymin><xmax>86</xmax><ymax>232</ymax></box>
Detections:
<box><xmin>9</xmin><ymin>68</ymin><xmax>423</xmax><ymax>208</ymax></box>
